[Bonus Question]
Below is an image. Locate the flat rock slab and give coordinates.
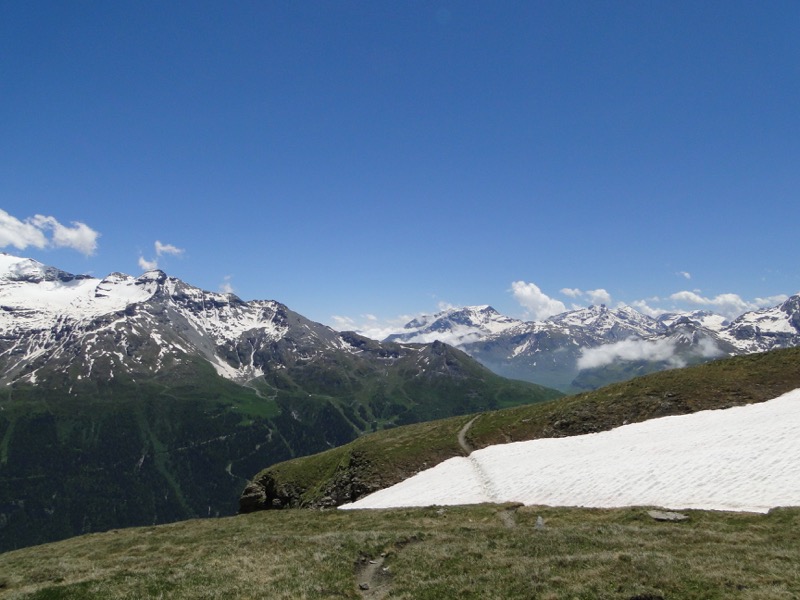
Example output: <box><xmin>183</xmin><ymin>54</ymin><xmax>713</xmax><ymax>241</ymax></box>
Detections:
<box><xmin>647</xmin><ymin>510</ymin><xmax>689</xmax><ymax>522</ymax></box>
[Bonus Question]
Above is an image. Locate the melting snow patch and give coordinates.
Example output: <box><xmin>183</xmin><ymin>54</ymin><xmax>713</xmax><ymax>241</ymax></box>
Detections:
<box><xmin>341</xmin><ymin>389</ymin><xmax>800</xmax><ymax>513</ymax></box>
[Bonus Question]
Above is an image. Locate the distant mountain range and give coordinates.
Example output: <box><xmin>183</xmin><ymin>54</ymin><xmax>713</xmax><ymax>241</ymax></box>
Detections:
<box><xmin>0</xmin><ymin>253</ymin><xmax>557</xmax><ymax>551</ymax></box>
<box><xmin>385</xmin><ymin>298</ymin><xmax>800</xmax><ymax>391</ymax></box>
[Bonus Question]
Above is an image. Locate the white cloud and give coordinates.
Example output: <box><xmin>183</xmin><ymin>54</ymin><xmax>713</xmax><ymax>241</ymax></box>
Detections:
<box><xmin>754</xmin><ymin>294</ymin><xmax>790</xmax><ymax>307</ymax></box>
<box><xmin>696</xmin><ymin>337</ymin><xmax>727</xmax><ymax>360</ymax></box>
<box><xmin>577</xmin><ymin>338</ymin><xmax>681</xmax><ymax>370</ymax></box>
<box><xmin>31</xmin><ymin>215</ymin><xmax>100</xmax><ymax>256</ymax></box>
<box><xmin>678</xmin><ymin>271</ymin><xmax>692</xmax><ymax>280</ymax></box>
<box><xmin>330</xmin><ymin>315</ymin><xmax>358</xmax><ymax>331</ymax></box>
<box><xmin>668</xmin><ymin>290</ymin><xmax>788</xmax><ymax>319</ymax></box>
<box><xmin>0</xmin><ymin>210</ymin><xmax>48</xmax><ymax>250</ymax></box>
<box><xmin>577</xmin><ymin>335</ymin><xmax>726</xmax><ymax>371</ymax></box>
<box><xmin>155</xmin><ymin>240</ymin><xmax>184</xmax><ymax>256</ymax></box>
<box><xmin>386</xmin><ymin>325</ymin><xmax>484</xmax><ymax>347</ymax></box>
<box><xmin>332</xmin><ymin>303</ymin><xmax>490</xmax><ymax>346</ymax></box>
<box><xmin>220</xmin><ymin>275</ymin><xmax>234</xmax><ymax>294</ymax></box>
<box><xmin>138</xmin><ymin>256</ymin><xmax>159</xmax><ymax>271</ymax></box>
<box><xmin>558</xmin><ymin>287</ymin><xmax>611</xmax><ymax>306</ymax></box>
<box><xmin>623</xmin><ymin>290</ymin><xmax>789</xmax><ymax>321</ymax></box>
<box><xmin>329</xmin><ymin>313</ymin><xmax>415</xmax><ymax>341</ymax></box>
<box><xmin>511</xmin><ymin>281</ymin><xmax>567</xmax><ymax>321</ymax></box>
<box><xmin>586</xmin><ymin>288</ymin><xmax>611</xmax><ymax>305</ymax></box>
<box><xmin>0</xmin><ymin>209</ymin><xmax>99</xmax><ymax>256</ymax></box>
<box><xmin>138</xmin><ymin>240</ymin><xmax>185</xmax><ymax>273</ymax></box>
<box><xmin>628</xmin><ymin>299</ymin><xmax>669</xmax><ymax>318</ymax></box>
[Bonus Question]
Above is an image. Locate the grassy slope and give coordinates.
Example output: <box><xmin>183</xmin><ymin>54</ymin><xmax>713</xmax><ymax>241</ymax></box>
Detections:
<box><xmin>245</xmin><ymin>347</ymin><xmax>800</xmax><ymax>509</ymax></box>
<box><xmin>465</xmin><ymin>345</ymin><xmax>800</xmax><ymax>447</ymax></box>
<box><xmin>2</xmin><ymin>349</ymin><xmax>799</xmax><ymax>597</ymax></box>
<box><xmin>0</xmin><ymin>361</ymin><xmax>284</xmax><ymax>551</ymax></box>
<box><xmin>0</xmin><ymin>344</ymin><xmax>561</xmax><ymax>552</ymax></box>
<box><xmin>1</xmin><ymin>504</ymin><xmax>799</xmax><ymax>599</ymax></box>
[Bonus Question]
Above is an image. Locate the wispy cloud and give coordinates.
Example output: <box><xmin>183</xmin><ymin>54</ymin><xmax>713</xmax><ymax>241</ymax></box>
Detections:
<box><xmin>587</xmin><ymin>288</ymin><xmax>611</xmax><ymax>305</ymax></box>
<box><xmin>577</xmin><ymin>338</ymin><xmax>681</xmax><ymax>370</ymax></box>
<box><xmin>511</xmin><ymin>281</ymin><xmax>566</xmax><ymax>320</ymax></box>
<box><xmin>330</xmin><ymin>311</ymin><xmax>486</xmax><ymax>346</ymax></box>
<box><xmin>138</xmin><ymin>256</ymin><xmax>158</xmax><ymax>271</ymax></box>
<box><xmin>577</xmin><ymin>336</ymin><xmax>724</xmax><ymax>371</ymax></box>
<box><xmin>0</xmin><ymin>209</ymin><xmax>99</xmax><ymax>256</ymax></box>
<box><xmin>627</xmin><ymin>299</ymin><xmax>668</xmax><ymax>318</ymax></box>
<box><xmin>677</xmin><ymin>271</ymin><xmax>692</xmax><ymax>280</ymax></box>
<box><xmin>390</xmin><ymin>326</ymin><xmax>485</xmax><ymax>347</ymax></box>
<box><xmin>220</xmin><ymin>275</ymin><xmax>234</xmax><ymax>294</ymax></box>
<box><xmin>155</xmin><ymin>240</ymin><xmax>184</xmax><ymax>256</ymax></box>
<box><xmin>330</xmin><ymin>313</ymin><xmax>417</xmax><ymax>341</ymax></box>
<box><xmin>559</xmin><ymin>287</ymin><xmax>611</xmax><ymax>305</ymax></box>
<box><xmin>138</xmin><ymin>240</ymin><xmax>185</xmax><ymax>271</ymax></box>
<box><xmin>669</xmin><ymin>290</ymin><xmax>788</xmax><ymax>319</ymax></box>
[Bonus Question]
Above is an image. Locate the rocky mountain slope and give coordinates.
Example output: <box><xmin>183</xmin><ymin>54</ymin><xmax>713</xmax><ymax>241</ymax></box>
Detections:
<box><xmin>0</xmin><ymin>254</ymin><xmax>559</xmax><ymax>551</ymax></box>
<box><xmin>386</xmin><ymin>298</ymin><xmax>800</xmax><ymax>391</ymax></box>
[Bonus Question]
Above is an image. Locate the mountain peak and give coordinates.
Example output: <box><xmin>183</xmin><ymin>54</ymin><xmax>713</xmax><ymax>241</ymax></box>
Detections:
<box><xmin>0</xmin><ymin>253</ymin><xmax>86</xmax><ymax>284</ymax></box>
<box><xmin>548</xmin><ymin>303</ymin><xmax>657</xmax><ymax>335</ymax></box>
<box><xmin>136</xmin><ymin>269</ymin><xmax>169</xmax><ymax>285</ymax></box>
<box><xmin>386</xmin><ymin>304</ymin><xmax>521</xmax><ymax>345</ymax></box>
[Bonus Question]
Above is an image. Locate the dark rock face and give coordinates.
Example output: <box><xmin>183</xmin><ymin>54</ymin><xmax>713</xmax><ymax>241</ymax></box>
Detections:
<box><xmin>239</xmin><ymin>482</ymin><xmax>269</xmax><ymax>513</ymax></box>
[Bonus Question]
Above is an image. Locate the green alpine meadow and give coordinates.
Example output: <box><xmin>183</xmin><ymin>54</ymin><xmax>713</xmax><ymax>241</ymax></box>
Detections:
<box><xmin>0</xmin><ymin>348</ymin><xmax>798</xmax><ymax>598</ymax></box>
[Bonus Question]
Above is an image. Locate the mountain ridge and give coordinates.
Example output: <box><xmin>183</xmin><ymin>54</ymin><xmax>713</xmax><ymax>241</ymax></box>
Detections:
<box><xmin>384</xmin><ymin>296</ymin><xmax>800</xmax><ymax>391</ymax></box>
<box><xmin>0</xmin><ymin>253</ymin><xmax>560</xmax><ymax>552</ymax></box>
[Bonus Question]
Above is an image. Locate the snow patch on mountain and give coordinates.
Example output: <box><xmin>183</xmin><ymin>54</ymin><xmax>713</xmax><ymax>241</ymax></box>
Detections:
<box><xmin>387</xmin><ymin>305</ymin><xmax>521</xmax><ymax>347</ymax></box>
<box><xmin>0</xmin><ymin>256</ymin><xmax>154</xmax><ymax>332</ymax></box>
<box><xmin>341</xmin><ymin>388</ymin><xmax>800</xmax><ymax>513</ymax></box>
<box><xmin>549</xmin><ymin>304</ymin><xmax>656</xmax><ymax>337</ymax></box>
<box><xmin>0</xmin><ymin>254</ymin><xmax>295</xmax><ymax>385</ymax></box>
<box><xmin>658</xmin><ymin>310</ymin><xmax>729</xmax><ymax>332</ymax></box>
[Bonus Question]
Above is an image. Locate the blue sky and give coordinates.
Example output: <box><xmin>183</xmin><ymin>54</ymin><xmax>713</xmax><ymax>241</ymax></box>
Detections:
<box><xmin>1</xmin><ymin>1</ymin><xmax>798</xmax><ymax>334</ymax></box>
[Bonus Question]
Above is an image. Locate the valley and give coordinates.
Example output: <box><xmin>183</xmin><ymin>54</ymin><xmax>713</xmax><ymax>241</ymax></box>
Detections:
<box><xmin>0</xmin><ymin>255</ymin><xmax>558</xmax><ymax>551</ymax></box>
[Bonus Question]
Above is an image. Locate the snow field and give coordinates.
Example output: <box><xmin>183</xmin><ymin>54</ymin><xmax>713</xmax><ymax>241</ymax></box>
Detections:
<box><xmin>341</xmin><ymin>389</ymin><xmax>800</xmax><ymax>513</ymax></box>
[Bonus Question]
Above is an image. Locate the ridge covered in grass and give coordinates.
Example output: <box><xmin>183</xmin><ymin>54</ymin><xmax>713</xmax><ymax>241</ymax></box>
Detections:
<box><xmin>241</xmin><ymin>347</ymin><xmax>800</xmax><ymax>511</ymax></box>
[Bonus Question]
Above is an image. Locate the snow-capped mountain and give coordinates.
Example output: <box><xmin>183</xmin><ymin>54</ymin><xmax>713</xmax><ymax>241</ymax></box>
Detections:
<box><xmin>386</xmin><ymin>305</ymin><xmax>522</xmax><ymax>346</ymax></box>
<box><xmin>657</xmin><ymin>310</ymin><xmax>729</xmax><ymax>331</ymax></box>
<box><xmin>0</xmin><ymin>253</ymin><xmax>314</xmax><ymax>386</ymax></box>
<box><xmin>0</xmin><ymin>253</ymin><xmax>561</xmax><ymax>552</ymax></box>
<box><xmin>547</xmin><ymin>304</ymin><xmax>657</xmax><ymax>337</ymax></box>
<box><xmin>721</xmin><ymin>296</ymin><xmax>800</xmax><ymax>352</ymax></box>
<box><xmin>0</xmin><ymin>253</ymin><xmax>556</xmax><ymax>409</ymax></box>
<box><xmin>382</xmin><ymin>298</ymin><xmax>800</xmax><ymax>392</ymax></box>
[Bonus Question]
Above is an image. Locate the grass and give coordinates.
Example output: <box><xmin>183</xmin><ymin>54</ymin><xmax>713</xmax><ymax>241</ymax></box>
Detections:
<box><xmin>5</xmin><ymin>348</ymin><xmax>800</xmax><ymax>597</ymax></box>
<box><xmin>1</xmin><ymin>504</ymin><xmax>799</xmax><ymax>599</ymax></box>
<box><xmin>465</xmin><ymin>346</ymin><xmax>800</xmax><ymax>448</ymax></box>
<box><xmin>254</xmin><ymin>413</ymin><xmax>476</xmax><ymax>506</ymax></box>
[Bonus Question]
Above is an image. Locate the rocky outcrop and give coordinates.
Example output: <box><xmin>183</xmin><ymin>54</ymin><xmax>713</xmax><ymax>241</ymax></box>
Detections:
<box><xmin>239</xmin><ymin>450</ymin><xmax>385</xmax><ymax>512</ymax></box>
